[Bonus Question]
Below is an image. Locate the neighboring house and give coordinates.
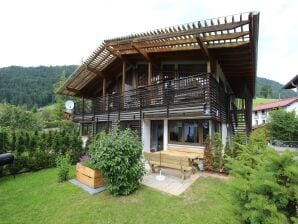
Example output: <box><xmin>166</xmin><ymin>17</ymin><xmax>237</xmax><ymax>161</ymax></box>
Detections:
<box><xmin>252</xmin><ymin>97</ymin><xmax>298</xmax><ymax>127</ymax></box>
<box><xmin>58</xmin><ymin>12</ymin><xmax>259</xmax><ymax>151</ymax></box>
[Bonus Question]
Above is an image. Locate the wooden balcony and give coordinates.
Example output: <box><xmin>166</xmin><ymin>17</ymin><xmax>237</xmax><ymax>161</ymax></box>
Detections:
<box><xmin>73</xmin><ymin>72</ymin><xmax>229</xmax><ymax>123</ymax></box>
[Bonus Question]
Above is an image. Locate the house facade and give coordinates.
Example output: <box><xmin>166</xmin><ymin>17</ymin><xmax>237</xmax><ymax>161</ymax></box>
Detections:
<box><xmin>252</xmin><ymin>97</ymin><xmax>298</xmax><ymax>127</ymax></box>
<box><xmin>58</xmin><ymin>12</ymin><xmax>259</xmax><ymax>151</ymax></box>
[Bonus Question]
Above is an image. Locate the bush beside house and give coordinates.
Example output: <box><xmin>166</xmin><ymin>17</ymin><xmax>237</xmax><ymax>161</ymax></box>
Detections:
<box><xmin>89</xmin><ymin>125</ymin><xmax>145</xmax><ymax>196</ymax></box>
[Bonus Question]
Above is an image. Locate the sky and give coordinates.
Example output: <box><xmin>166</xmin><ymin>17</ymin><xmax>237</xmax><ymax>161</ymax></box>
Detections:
<box><xmin>0</xmin><ymin>0</ymin><xmax>297</xmax><ymax>85</ymax></box>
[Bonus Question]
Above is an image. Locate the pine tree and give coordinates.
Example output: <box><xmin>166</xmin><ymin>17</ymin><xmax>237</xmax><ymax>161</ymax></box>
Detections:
<box><xmin>203</xmin><ymin>136</ymin><xmax>212</xmax><ymax>171</ymax></box>
<box><xmin>233</xmin><ymin>132</ymin><xmax>244</xmax><ymax>158</ymax></box>
<box><xmin>213</xmin><ymin>133</ymin><xmax>223</xmax><ymax>171</ymax></box>
<box><xmin>223</xmin><ymin>136</ymin><xmax>232</xmax><ymax>173</ymax></box>
<box><xmin>0</xmin><ymin>127</ymin><xmax>10</xmax><ymax>153</ymax></box>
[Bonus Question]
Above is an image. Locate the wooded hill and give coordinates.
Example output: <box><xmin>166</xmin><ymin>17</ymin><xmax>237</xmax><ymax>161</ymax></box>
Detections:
<box><xmin>0</xmin><ymin>65</ymin><xmax>77</xmax><ymax>108</ymax></box>
<box><xmin>256</xmin><ymin>77</ymin><xmax>296</xmax><ymax>99</ymax></box>
<box><xmin>0</xmin><ymin>65</ymin><xmax>296</xmax><ymax>108</ymax></box>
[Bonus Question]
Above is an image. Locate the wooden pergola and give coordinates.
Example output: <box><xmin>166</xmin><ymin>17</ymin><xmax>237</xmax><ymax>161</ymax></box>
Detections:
<box><xmin>58</xmin><ymin>12</ymin><xmax>259</xmax><ymax>98</ymax></box>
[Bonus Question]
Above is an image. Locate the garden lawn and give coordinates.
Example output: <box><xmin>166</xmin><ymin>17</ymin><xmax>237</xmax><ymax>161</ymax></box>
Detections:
<box><xmin>0</xmin><ymin>168</ymin><xmax>235</xmax><ymax>224</ymax></box>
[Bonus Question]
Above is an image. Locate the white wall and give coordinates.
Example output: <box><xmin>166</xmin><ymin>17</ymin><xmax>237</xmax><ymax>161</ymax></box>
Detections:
<box><xmin>142</xmin><ymin>119</ymin><xmax>150</xmax><ymax>152</ymax></box>
<box><xmin>221</xmin><ymin>123</ymin><xmax>227</xmax><ymax>148</ymax></box>
<box><xmin>252</xmin><ymin>110</ymin><xmax>269</xmax><ymax>127</ymax></box>
<box><xmin>286</xmin><ymin>102</ymin><xmax>298</xmax><ymax>114</ymax></box>
<box><xmin>163</xmin><ymin>119</ymin><xmax>168</xmax><ymax>151</ymax></box>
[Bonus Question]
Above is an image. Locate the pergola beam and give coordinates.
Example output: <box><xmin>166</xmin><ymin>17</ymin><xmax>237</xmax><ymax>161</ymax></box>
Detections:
<box><xmin>196</xmin><ymin>35</ymin><xmax>211</xmax><ymax>60</ymax></box>
<box><xmin>131</xmin><ymin>43</ymin><xmax>151</xmax><ymax>61</ymax></box>
<box><xmin>84</xmin><ymin>65</ymin><xmax>104</xmax><ymax>78</ymax></box>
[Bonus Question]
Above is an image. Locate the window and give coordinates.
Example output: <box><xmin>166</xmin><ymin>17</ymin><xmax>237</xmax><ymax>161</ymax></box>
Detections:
<box><xmin>184</xmin><ymin>122</ymin><xmax>198</xmax><ymax>143</ymax></box>
<box><xmin>169</xmin><ymin>120</ymin><xmax>207</xmax><ymax>145</ymax></box>
<box><xmin>169</xmin><ymin>121</ymin><xmax>182</xmax><ymax>142</ymax></box>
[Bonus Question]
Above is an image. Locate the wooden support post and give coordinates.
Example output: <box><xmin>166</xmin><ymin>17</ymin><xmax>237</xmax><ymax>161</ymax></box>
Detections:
<box><xmin>122</xmin><ymin>61</ymin><xmax>126</xmax><ymax>95</ymax></box>
<box><xmin>148</xmin><ymin>62</ymin><xmax>152</xmax><ymax>86</ymax></box>
<box><xmin>207</xmin><ymin>61</ymin><xmax>211</xmax><ymax>73</ymax></box>
<box><xmin>102</xmin><ymin>78</ymin><xmax>106</xmax><ymax>96</ymax></box>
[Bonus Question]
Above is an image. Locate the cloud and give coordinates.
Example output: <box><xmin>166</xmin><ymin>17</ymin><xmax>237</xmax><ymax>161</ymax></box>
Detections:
<box><xmin>0</xmin><ymin>0</ymin><xmax>297</xmax><ymax>84</ymax></box>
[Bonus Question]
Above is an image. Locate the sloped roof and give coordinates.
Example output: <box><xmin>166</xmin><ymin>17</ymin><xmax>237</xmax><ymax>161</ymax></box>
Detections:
<box><xmin>283</xmin><ymin>75</ymin><xmax>298</xmax><ymax>89</ymax></box>
<box><xmin>58</xmin><ymin>11</ymin><xmax>259</xmax><ymax>97</ymax></box>
<box><xmin>253</xmin><ymin>97</ymin><xmax>298</xmax><ymax>111</ymax></box>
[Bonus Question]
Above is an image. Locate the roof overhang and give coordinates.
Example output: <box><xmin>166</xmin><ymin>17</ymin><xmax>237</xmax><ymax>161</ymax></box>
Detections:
<box><xmin>58</xmin><ymin>11</ymin><xmax>260</xmax><ymax>98</ymax></box>
<box><xmin>283</xmin><ymin>75</ymin><xmax>298</xmax><ymax>89</ymax></box>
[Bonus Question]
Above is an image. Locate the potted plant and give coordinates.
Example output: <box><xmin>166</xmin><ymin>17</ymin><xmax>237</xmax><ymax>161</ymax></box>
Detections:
<box><xmin>76</xmin><ymin>155</ymin><xmax>105</xmax><ymax>188</ymax></box>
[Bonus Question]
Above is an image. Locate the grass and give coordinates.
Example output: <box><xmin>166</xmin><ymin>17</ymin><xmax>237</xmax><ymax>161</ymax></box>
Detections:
<box><xmin>253</xmin><ymin>97</ymin><xmax>276</xmax><ymax>107</ymax></box>
<box><xmin>0</xmin><ymin>168</ymin><xmax>235</xmax><ymax>224</ymax></box>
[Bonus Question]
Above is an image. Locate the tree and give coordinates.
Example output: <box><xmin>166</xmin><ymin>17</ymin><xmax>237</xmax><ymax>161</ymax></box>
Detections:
<box><xmin>53</xmin><ymin>72</ymin><xmax>67</xmax><ymax>120</ymax></box>
<box><xmin>260</xmin><ymin>85</ymin><xmax>273</xmax><ymax>98</ymax></box>
<box><xmin>212</xmin><ymin>133</ymin><xmax>223</xmax><ymax>171</ymax></box>
<box><xmin>267</xmin><ymin>109</ymin><xmax>298</xmax><ymax>141</ymax></box>
<box><xmin>233</xmin><ymin>132</ymin><xmax>244</xmax><ymax>158</ymax></box>
<box><xmin>203</xmin><ymin>136</ymin><xmax>212</xmax><ymax>171</ymax></box>
<box><xmin>226</xmin><ymin>129</ymin><xmax>298</xmax><ymax>223</ymax></box>
<box><xmin>0</xmin><ymin>104</ymin><xmax>41</xmax><ymax>130</ymax></box>
<box><xmin>0</xmin><ymin>127</ymin><xmax>10</xmax><ymax>153</ymax></box>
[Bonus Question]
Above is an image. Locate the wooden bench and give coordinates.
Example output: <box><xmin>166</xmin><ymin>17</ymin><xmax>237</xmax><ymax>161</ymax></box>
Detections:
<box><xmin>167</xmin><ymin>146</ymin><xmax>204</xmax><ymax>159</ymax></box>
<box><xmin>143</xmin><ymin>151</ymin><xmax>193</xmax><ymax>180</ymax></box>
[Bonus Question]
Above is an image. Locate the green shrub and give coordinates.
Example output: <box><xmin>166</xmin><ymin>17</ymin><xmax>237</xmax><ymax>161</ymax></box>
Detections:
<box><xmin>233</xmin><ymin>132</ymin><xmax>245</xmax><ymax>158</ymax></box>
<box><xmin>268</xmin><ymin>109</ymin><xmax>298</xmax><ymax>141</ymax></box>
<box><xmin>203</xmin><ymin>136</ymin><xmax>212</xmax><ymax>171</ymax></box>
<box><xmin>56</xmin><ymin>154</ymin><xmax>71</xmax><ymax>182</ymax></box>
<box><xmin>212</xmin><ymin>133</ymin><xmax>223</xmax><ymax>171</ymax></box>
<box><xmin>89</xmin><ymin>125</ymin><xmax>145</xmax><ymax>196</ymax></box>
<box><xmin>223</xmin><ymin>136</ymin><xmax>232</xmax><ymax>172</ymax></box>
<box><xmin>226</xmin><ymin>129</ymin><xmax>298</xmax><ymax>223</ymax></box>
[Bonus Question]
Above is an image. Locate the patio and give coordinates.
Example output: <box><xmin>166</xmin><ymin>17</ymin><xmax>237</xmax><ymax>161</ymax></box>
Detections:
<box><xmin>141</xmin><ymin>164</ymin><xmax>229</xmax><ymax>196</ymax></box>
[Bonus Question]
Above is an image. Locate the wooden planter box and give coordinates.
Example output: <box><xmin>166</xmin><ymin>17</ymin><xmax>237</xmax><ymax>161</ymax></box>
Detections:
<box><xmin>76</xmin><ymin>163</ymin><xmax>105</xmax><ymax>189</ymax></box>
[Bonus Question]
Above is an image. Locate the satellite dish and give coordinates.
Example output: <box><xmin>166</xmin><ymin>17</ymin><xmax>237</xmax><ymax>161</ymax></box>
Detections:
<box><xmin>65</xmin><ymin>100</ymin><xmax>74</xmax><ymax>110</ymax></box>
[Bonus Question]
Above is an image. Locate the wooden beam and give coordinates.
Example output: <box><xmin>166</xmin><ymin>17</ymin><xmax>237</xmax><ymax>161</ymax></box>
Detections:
<box><xmin>148</xmin><ymin>62</ymin><xmax>152</xmax><ymax>85</ymax></box>
<box><xmin>207</xmin><ymin>61</ymin><xmax>211</xmax><ymax>73</ymax></box>
<box><xmin>196</xmin><ymin>35</ymin><xmax>211</xmax><ymax>60</ymax></box>
<box><xmin>121</xmin><ymin>32</ymin><xmax>250</xmax><ymax>50</ymax></box>
<box><xmin>102</xmin><ymin>78</ymin><xmax>106</xmax><ymax>96</ymax></box>
<box><xmin>66</xmin><ymin>87</ymin><xmax>83</xmax><ymax>96</ymax></box>
<box><xmin>131</xmin><ymin>43</ymin><xmax>151</xmax><ymax>61</ymax></box>
<box><xmin>105</xmin><ymin>46</ymin><xmax>124</xmax><ymax>60</ymax></box>
<box><xmin>122</xmin><ymin>61</ymin><xmax>126</xmax><ymax>95</ymax></box>
<box><xmin>84</xmin><ymin>65</ymin><xmax>104</xmax><ymax>78</ymax></box>
<box><xmin>119</xmin><ymin>20</ymin><xmax>249</xmax><ymax>44</ymax></box>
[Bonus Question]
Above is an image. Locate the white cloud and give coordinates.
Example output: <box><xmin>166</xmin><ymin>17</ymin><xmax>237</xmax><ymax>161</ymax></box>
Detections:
<box><xmin>0</xmin><ymin>0</ymin><xmax>297</xmax><ymax>84</ymax></box>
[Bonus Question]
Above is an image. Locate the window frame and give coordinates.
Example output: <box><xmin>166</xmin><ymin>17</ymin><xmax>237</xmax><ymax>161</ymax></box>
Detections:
<box><xmin>168</xmin><ymin>120</ymin><xmax>206</xmax><ymax>146</ymax></box>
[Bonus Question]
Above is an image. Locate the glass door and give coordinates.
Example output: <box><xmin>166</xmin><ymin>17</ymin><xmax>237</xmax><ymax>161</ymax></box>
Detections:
<box><xmin>150</xmin><ymin>120</ymin><xmax>164</xmax><ymax>152</ymax></box>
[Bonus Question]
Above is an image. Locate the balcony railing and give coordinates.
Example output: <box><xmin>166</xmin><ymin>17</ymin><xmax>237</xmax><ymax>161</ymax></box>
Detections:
<box><xmin>74</xmin><ymin>72</ymin><xmax>228</xmax><ymax>121</ymax></box>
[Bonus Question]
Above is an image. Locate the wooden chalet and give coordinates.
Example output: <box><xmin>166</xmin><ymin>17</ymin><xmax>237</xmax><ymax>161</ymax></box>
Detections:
<box><xmin>58</xmin><ymin>12</ymin><xmax>260</xmax><ymax>151</ymax></box>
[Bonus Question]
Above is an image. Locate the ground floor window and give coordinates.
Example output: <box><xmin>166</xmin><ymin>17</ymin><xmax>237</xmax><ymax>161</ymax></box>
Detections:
<box><xmin>169</xmin><ymin>120</ymin><xmax>208</xmax><ymax>145</ymax></box>
<box><xmin>81</xmin><ymin>123</ymin><xmax>92</xmax><ymax>136</ymax></box>
<box><xmin>96</xmin><ymin>122</ymin><xmax>110</xmax><ymax>134</ymax></box>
